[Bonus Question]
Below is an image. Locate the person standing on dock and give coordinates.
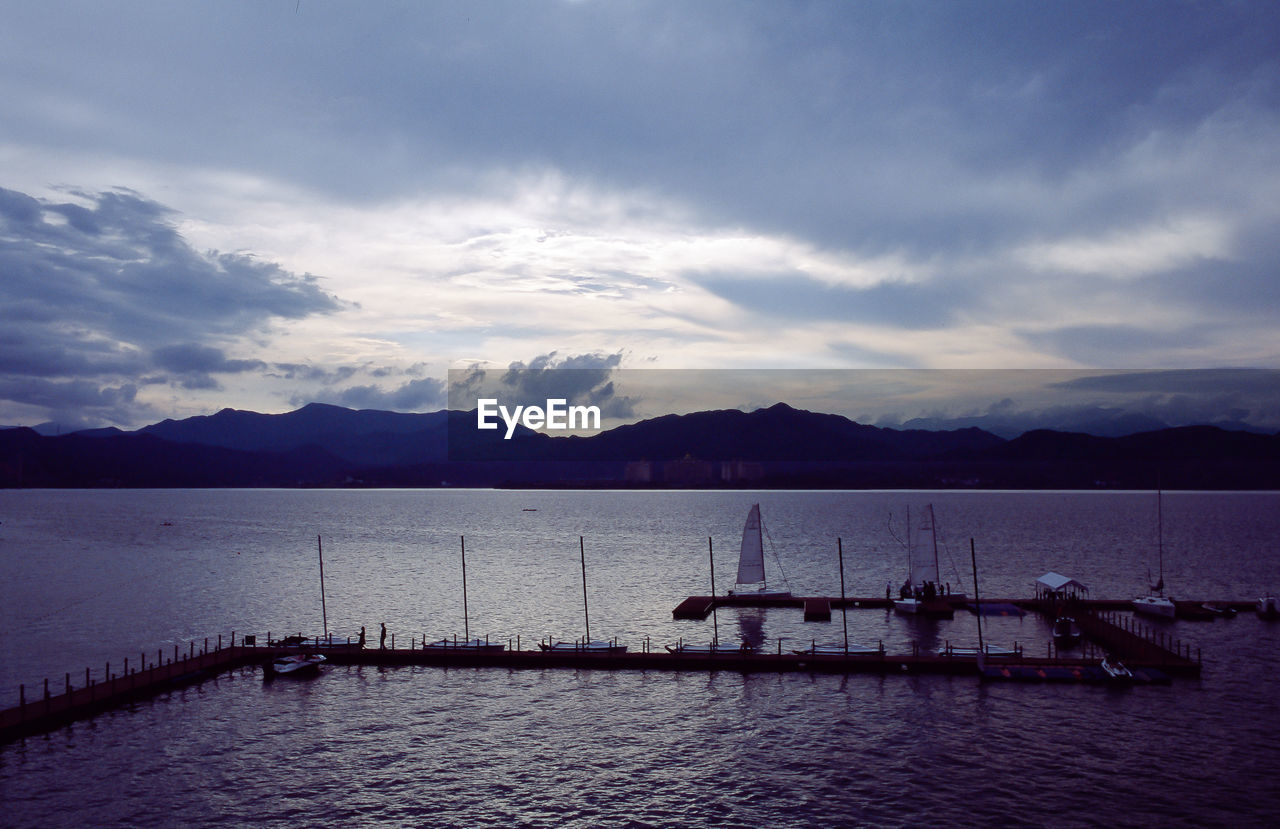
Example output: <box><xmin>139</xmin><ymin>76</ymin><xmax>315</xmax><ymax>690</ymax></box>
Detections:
<box><xmin>358</xmin><ymin>627</ymin><xmax>366</xmax><ymax>648</ymax></box>
<box><xmin>379</xmin><ymin>623</ymin><xmax>387</xmax><ymax>650</ymax></box>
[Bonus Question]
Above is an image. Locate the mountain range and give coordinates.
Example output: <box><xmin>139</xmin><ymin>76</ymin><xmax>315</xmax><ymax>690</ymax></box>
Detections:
<box><xmin>2</xmin><ymin>402</ymin><xmax>1278</xmax><ymax>489</ymax></box>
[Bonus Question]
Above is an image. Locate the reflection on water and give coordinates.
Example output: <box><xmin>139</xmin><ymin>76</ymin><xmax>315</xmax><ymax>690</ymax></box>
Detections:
<box><xmin>1</xmin><ymin>489</ymin><xmax>1279</xmax><ymax>825</ymax></box>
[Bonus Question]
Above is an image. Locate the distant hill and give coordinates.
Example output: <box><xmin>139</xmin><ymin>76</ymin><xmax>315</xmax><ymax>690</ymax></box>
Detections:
<box><xmin>2</xmin><ymin>403</ymin><xmax>1278</xmax><ymax>489</ymax></box>
<box><xmin>138</xmin><ymin>402</ymin><xmax>454</xmax><ymax>466</ymax></box>
<box><xmin>451</xmin><ymin>402</ymin><xmax>1004</xmax><ymax>462</ymax></box>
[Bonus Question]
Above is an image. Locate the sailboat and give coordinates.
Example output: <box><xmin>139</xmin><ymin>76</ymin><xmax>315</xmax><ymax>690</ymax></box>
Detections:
<box><xmin>727</xmin><ymin>503</ymin><xmax>791</xmax><ymax>597</ymax></box>
<box><xmin>1132</xmin><ymin>489</ymin><xmax>1176</xmax><ymax>619</ymax></box>
<box><xmin>539</xmin><ymin>536</ymin><xmax>627</xmax><ymax>653</ymax></box>
<box><xmin>892</xmin><ymin>505</ymin><xmax>954</xmax><ymax>618</ymax></box>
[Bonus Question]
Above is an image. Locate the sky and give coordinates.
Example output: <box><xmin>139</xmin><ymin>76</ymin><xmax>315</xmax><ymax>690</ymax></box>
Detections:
<box><xmin>2</xmin><ymin>1</ymin><xmax>1279</xmax><ymax>433</ymax></box>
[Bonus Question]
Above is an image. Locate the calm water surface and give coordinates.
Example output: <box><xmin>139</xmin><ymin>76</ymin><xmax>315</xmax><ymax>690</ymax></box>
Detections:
<box><xmin>1</xmin><ymin>489</ymin><xmax>1279</xmax><ymax>826</ymax></box>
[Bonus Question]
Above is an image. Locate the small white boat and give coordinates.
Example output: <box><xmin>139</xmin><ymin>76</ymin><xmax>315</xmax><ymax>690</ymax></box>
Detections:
<box><xmin>937</xmin><ymin>643</ymin><xmax>1021</xmax><ymax>658</ymax></box>
<box><xmin>665</xmin><ymin>640</ymin><xmax>754</xmax><ymax>655</ymax></box>
<box><xmin>727</xmin><ymin>504</ymin><xmax>791</xmax><ymax>597</ymax></box>
<box><xmin>539</xmin><ymin>639</ymin><xmax>627</xmax><ymax>654</ymax></box>
<box><xmin>1101</xmin><ymin>655</ymin><xmax>1132</xmax><ymax>680</ymax></box>
<box><xmin>265</xmin><ymin>653</ymin><xmax>326</xmax><ymax>678</ymax></box>
<box><xmin>423</xmin><ymin>637</ymin><xmax>506</xmax><ymax>653</ymax></box>
<box><xmin>1258</xmin><ymin>594</ymin><xmax>1280</xmax><ymax>620</ymax></box>
<box><xmin>1052</xmin><ymin>616</ymin><xmax>1082</xmax><ymax>645</ymax></box>
<box><xmin>793</xmin><ymin>642</ymin><xmax>884</xmax><ymax>656</ymax></box>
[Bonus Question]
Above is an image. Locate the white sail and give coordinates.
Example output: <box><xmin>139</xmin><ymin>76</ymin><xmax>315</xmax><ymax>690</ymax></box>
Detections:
<box><xmin>908</xmin><ymin>504</ymin><xmax>940</xmax><ymax>588</ymax></box>
<box><xmin>736</xmin><ymin>503</ymin><xmax>766</xmax><ymax>585</ymax></box>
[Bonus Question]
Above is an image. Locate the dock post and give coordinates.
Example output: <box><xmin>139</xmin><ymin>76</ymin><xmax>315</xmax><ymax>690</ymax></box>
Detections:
<box><xmin>65</xmin><ymin>673</ymin><xmax>70</xmax><ymax>696</ymax></box>
<box><xmin>218</xmin><ymin>635</ymin><xmax>222</xmax><ymax>651</ymax></box>
<box><xmin>20</xmin><ymin>683</ymin><xmax>24</xmax><ymax>717</ymax></box>
<box><xmin>44</xmin><ymin>678</ymin><xmax>49</xmax><ymax>713</ymax></box>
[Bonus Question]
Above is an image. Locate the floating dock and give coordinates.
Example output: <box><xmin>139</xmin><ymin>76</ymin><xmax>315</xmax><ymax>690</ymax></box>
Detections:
<box><xmin>672</xmin><ymin>595</ymin><xmax>1254</xmax><ymax>621</ymax></box>
<box><xmin>2</xmin><ymin>600</ymin><xmax>1211</xmax><ymax>745</ymax></box>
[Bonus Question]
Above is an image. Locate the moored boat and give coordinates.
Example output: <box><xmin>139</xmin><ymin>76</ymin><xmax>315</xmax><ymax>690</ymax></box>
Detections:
<box><xmin>1258</xmin><ymin>594</ymin><xmax>1280</xmax><ymax>620</ymax></box>
<box><xmin>665</xmin><ymin>639</ymin><xmax>754</xmax><ymax>655</ymax></box>
<box><xmin>1052</xmin><ymin>616</ymin><xmax>1082</xmax><ymax>646</ymax></box>
<box><xmin>539</xmin><ymin>639</ymin><xmax>627</xmax><ymax>654</ymax></box>
<box><xmin>793</xmin><ymin>641</ymin><xmax>884</xmax><ymax>656</ymax></box>
<box><xmin>727</xmin><ymin>503</ymin><xmax>792</xmax><ymax>597</ymax></box>
<box><xmin>264</xmin><ymin>653</ymin><xmax>326</xmax><ymax>678</ymax></box>
<box><xmin>1101</xmin><ymin>654</ymin><xmax>1132</xmax><ymax>681</ymax></box>
<box><xmin>1133</xmin><ymin>489</ymin><xmax>1176</xmax><ymax>619</ymax></box>
<box><xmin>893</xmin><ymin>505</ymin><xmax>955</xmax><ymax>618</ymax></box>
<box><xmin>1132</xmin><ymin>595</ymin><xmax>1176</xmax><ymax>619</ymax></box>
<box><xmin>424</xmin><ymin>637</ymin><xmax>506</xmax><ymax>653</ymax></box>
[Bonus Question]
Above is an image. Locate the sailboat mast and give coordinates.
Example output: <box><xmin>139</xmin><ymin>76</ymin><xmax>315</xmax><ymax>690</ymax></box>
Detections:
<box><xmin>757</xmin><ymin>513</ymin><xmax>766</xmax><ymax>591</ymax></box>
<box><xmin>709</xmin><ymin>537</ymin><xmax>718</xmax><ymax>645</ymax></box>
<box><xmin>317</xmin><ymin>534</ymin><xmax>328</xmax><ymax>641</ymax></box>
<box><xmin>905</xmin><ymin>505</ymin><xmax>912</xmax><ymax>586</ymax></box>
<box><xmin>971</xmin><ymin>538</ymin><xmax>983</xmax><ymax>655</ymax></box>
<box><xmin>1157</xmin><ymin>488</ymin><xmax>1164</xmax><ymax>595</ymax></box>
<box><xmin>838</xmin><ymin>538</ymin><xmax>848</xmax><ymax>653</ymax></box>
<box><xmin>460</xmin><ymin>535</ymin><xmax>470</xmax><ymax>642</ymax></box>
<box><xmin>580</xmin><ymin>536</ymin><xmax>591</xmax><ymax>644</ymax></box>
<box><xmin>928</xmin><ymin>504</ymin><xmax>940</xmax><ymax>585</ymax></box>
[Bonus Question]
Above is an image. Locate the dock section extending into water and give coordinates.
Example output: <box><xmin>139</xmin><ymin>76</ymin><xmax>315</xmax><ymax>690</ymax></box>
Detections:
<box><xmin>2</xmin><ymin>600</ymin><xmax>1211</xmax><ymax>745</ymax></box>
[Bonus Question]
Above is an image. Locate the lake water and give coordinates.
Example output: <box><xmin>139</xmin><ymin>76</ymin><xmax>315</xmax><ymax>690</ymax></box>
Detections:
<box><xmin>1</xmin><ymin>489</ymin><xmax>1279</xmax><ymax>826</ymax></box>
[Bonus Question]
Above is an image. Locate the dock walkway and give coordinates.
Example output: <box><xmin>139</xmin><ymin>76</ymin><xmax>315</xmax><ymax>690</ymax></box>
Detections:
<box><xmin>2</xmin><ymin>616</ymin><xmax>1206</xmax><ymax>745</ymax></box>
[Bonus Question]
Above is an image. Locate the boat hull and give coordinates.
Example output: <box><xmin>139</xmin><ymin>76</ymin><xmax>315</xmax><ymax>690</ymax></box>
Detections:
<box><xmin>1258</xmin><ymin>596</ymin><xmax>1280</xmax><ymax>620</ymax></box>
<box><xmin>893</xmin><ymin>598</ymin><xmax>954</xmax><ymax>618</ymax></box>
<box><xmin>1132</xmin><ymin>596</ymin><xmax>1176</xmax><ymax>619</ymax></box>
<box><xmin>539</xmin><ymin>641</ymin><xmax>628</xmax><ymax>654</ymax></box>
<box><xmin>264</xmin><ymin>654</ymin><xmax>326</xmax><ymax>678</ymax></box>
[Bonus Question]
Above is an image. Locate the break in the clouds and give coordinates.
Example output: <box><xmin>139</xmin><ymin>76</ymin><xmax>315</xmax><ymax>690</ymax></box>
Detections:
<box><xmin>2</xmin><ymin>2</ymin><xmax>1279</xmax><ymax>429</ymax></box>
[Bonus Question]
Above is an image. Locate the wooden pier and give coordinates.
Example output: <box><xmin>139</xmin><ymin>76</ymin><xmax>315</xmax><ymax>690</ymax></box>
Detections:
<box><xmin>2</xmin><ymin>603</ymin><xmax>1212</xmax><ymax>745</ymax></box>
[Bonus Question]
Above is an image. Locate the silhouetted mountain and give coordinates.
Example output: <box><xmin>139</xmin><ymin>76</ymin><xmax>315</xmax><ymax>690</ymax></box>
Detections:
<box><xmin>0</xmin><ymin>427</ymin><xmax>351</xmax><ymax>487</ymax></box>
<box><xmin>4</xmin><ymin>403</ymin><xmax>1278</xmax><ymax>489</ymax></box>
<box><xmin>137</xmin><ymin>402</ymin><xmax>454</xmax><ymax>466</ymax></box>
<box><xmin>452</xmin><ymin>402</ymin><xmax>1004</xmax><ymax>463</ymax></box>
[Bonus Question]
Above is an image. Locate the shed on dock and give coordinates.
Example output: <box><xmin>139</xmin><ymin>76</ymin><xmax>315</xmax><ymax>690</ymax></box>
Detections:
<box><xmin>1035</xmin><ymin>572</ymin><xmax>1089</xmax><ymax>602</ymax></box>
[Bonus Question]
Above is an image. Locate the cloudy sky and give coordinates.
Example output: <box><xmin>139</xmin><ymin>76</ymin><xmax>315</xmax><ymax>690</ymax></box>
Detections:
<box><xmin>2</xmin><ymin>1</ymin><xmax>1279</xmax><ymax>432</ymax></box>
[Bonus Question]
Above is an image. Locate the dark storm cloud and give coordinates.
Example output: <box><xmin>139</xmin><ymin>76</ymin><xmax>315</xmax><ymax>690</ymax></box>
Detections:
<box><xmin>447</xmin><ymin>353</ymin><xmax>635</xmax><ymax>419</ymax></box>
<box><xmin>153</xmin><ymin>344</ymin><xmax>267</xmax><ymax>375</ymax></box>
<box><xmin>500</xmin><ymin>352</ymin><xmax>635</xmax><ymax>419</ymax></box>
<box><xmin>0</xmin><ymin>186</ymin><xmax>340</xmax><ymax>422</ymax></box>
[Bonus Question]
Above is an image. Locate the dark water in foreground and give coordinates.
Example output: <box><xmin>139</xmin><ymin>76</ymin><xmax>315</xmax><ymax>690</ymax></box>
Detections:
<box><xmin>1</xmin><ymin>489</ymin><xmax>1279</xmax><ymax>827</ymax></box>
